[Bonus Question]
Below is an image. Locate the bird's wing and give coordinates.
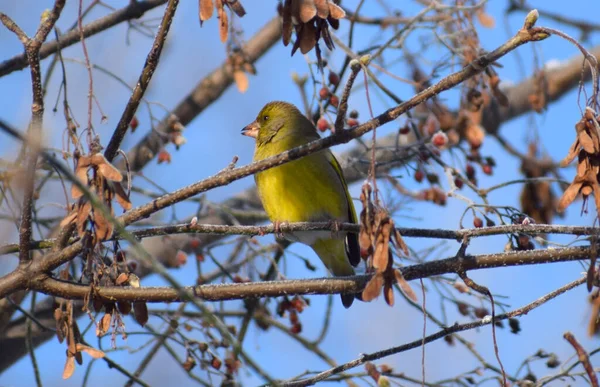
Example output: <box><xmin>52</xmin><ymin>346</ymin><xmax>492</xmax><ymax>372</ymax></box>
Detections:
<box><xmin>327</xmin><ymin>152</ymin><xmax>361</xmax><ymax>267</ymax></box>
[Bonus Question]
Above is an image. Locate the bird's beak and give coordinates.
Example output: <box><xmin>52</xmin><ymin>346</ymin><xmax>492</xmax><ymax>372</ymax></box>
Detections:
<box><xmin>241</xmin><ymin>120</ymin><xmax>259</xmax><ymax>138</ymax></box>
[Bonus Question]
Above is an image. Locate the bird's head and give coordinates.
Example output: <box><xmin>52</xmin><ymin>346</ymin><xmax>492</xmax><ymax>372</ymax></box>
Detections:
<box><xmin>242</xmin><ymin>101</ymin><xmax>309</xmax><ymax>146</ymax></box>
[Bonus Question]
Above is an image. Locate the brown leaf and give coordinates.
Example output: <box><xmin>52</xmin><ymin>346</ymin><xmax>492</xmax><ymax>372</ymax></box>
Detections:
<box><xmin>314</xmin><ymin>0</ymin><xmax>329</xmax><ymax>18</ymax></box>
<box><xmin>393</xmin><ymin>228</ymin><xmax>409</xmax><ymax>256</ymax></box>
<box><xmin>92</xmin><ymin>297</ymin><xmax>104</xmax><ymax>313</ymax></box>
<box><xmin>233</xmin><ymin>70</ymin><xmax>249</xmax><ymax>93</ymax></box>
<box><xmin>359</xmin><ymin>229</ymin><xmax>372</xmax><ymax>253</ymax></box>
<box><xmin>579</xmin><ymin>130</ymin><xmax>596</xmax><ymax>154</ymax></box>
<box><xmin>477</xmin><ymin>11</ymin><xmax>495</xmax><ymax>28</ymax></box>
<box><xmin>92</xmin><ymin>154</ymin><xmax>122</xmax><ymax>182</ymax></box>
<box><xmin>320</xmin><ymin>22</ymin><xmax>334</xmax><ymax>51</ymax></box>
<box><xmin>560</xmin><ymin>139</ymin><xmax>580</xmax><ymax>167</ymax></box>
<box><xmin>557</xmin><ymin>181</ymin><xmax>583</xmax><ymax>212</ymax></box>
<box><xmin>227</xmin><ymin>0</ymin><xmax>246</xmax><ymax>17</ymax></box>
<box><xmin>113</xmin><ymin>182</ymin><xmax>132</xmax><ymax>211</ymax></box>
<box><xmin>117</xmin><ymin>301</ymin><xmax>132</xmax><ymax>315</ymax></box>
<box><xmin>71</xmin><ymin>162</ymin><xmax>89</xmax><ymax>199</ymax></box>
<box><xmin>54</xmin><ymin>308</ymin><xmax>67</xmax><ymax>343</ymax></box>
<box><xmin>298</xmin><ymin>22</ymin><xmax>317</xmax><ymax>54</ymax></box>
<box><xmin>577</xmin><ymin>153</ymin><xmax>589</xmax><ymax>178</ymax></box>
<box><xmin>199</xmin><ymin>0</ymin><xmax>213</xmax><ymax>22</ymax></box>
<box><xmin>362</xmin><ymin>273</ymin><xmax>383</xmax><ymax>302</ymax></box>
<box><xmin>115</xmin><ymin>272</ymin><xmax>129</xmax><ymax>286</ymax></box>
<box><xmin>62</xmin><ymin>355</ymin><xmax>75</xmax><ymax>379</ymax></box>
<box><xmin>372</xmin><ymin>234</ymin><xmax>389</xmax><ymax>272</ymax></box>
<box><xmin>394</xmin><ymin>269</ymin><xmax>417</xmax><ymax>302</ymax></box>
<box><xmin>383</xmin><ymin>283</ymin><xmax>394</xmax><ymax>306</ymax></box>
<box><xmin>76</xmin><ymin>201</ymin><xmax>92</xmax><ymax>237</ymax></box>
<box><xmin>93</xmin><ymin>206</ymin><xmax>114</xmax><ymax>241</ymax></box>
<box><xmin>97</xmin><ymin>313</ymin><xmax>111</xmax><ymax>336</ymax></box>
<box><xmin>588</xmin><ymin>295</ymin><xmax>600</xmax><ymax>336</ymax></box>
<box><xmin>134</xmin><ymin>302</ymin><xmax>149</xmax><ymax>327</ymax></box>
<box><xmin>282</xmin><ymin>0</ymin><xmax>293</xmax><ymax>46</ymax></box>
<box><xmin>298</xmin><ymin>0</ymin><xmax>317</xmax><ymax>23</ymax></box>
<box><xmin>217</xmin><ymin>1</ymin><xmax>228</xmax><ymax>43</ymax></box>
<box><xmin>76</xmin><ymin>344</ymin><xmax>106</xmax><ymax>359</ymax></box>
<box><xmin>373</xmin><ymin>221</ymin><xmax>392</xmax><ymax>271</ymax></box>
<box><xmin>59</xmin><ymin>209</ymin><xmax>77</xmax><ymax>229</ymax></box>
<box><xmin>327</xmin><ymin>1</ymin><xmax>345</xmax><ymax>19</ymax></box>
<box><xmin>327</xmin><ymin>14</ymin><xmax>339</xmax><ymax>29</ymax></box>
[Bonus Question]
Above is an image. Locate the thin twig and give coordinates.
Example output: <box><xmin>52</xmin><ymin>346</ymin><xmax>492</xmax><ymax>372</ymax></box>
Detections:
<box><xmin>104</xmin><ymin>0</ymin><xmax>180</xmax><ymax>161</ymax></box>
<box><xmin>280</xmin><ymin>276</ymin><xmax>586</xmax><ymax>386</ymax></box>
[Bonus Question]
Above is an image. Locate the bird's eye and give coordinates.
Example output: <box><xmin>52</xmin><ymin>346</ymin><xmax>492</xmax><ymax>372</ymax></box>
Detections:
<box><xmin>263</xmin><ymin>115</ymin><xmax>269</xmax><ymax>121</ymax></box>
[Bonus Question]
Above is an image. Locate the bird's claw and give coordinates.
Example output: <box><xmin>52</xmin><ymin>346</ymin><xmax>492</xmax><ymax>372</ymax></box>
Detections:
<box><xmin>328</xmin><ymin>220</ymin><xmax>342</xmax><ymax>235</ymax></box>
<box><xmin>274</xmin><ymin>221</ymin><xmax>289</xmax><ymax>239</ymax></box>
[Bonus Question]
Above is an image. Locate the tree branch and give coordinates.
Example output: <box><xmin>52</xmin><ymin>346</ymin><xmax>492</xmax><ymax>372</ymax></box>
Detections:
<box><xmin>281</xmin><ymin>275</ymin><xmax>586</xmax><ymax>386</ymax></box>
<box><xmin>1</xmin><ymin>222</ymin><xmax>597</xmax><ymax>255</ymax></box>
<box><xmin>0</xmin><ymin>0</ymin><xmax>168</xmax><ymax>77</ymax></box>
<box><xmin>27</xmin><ymin>245</ymin><xmax>596</xmax><ymax>303</ymax></box>
<box><xmin>104</xmin><ymin>0</ymin><xmax>179</xmax><ymax>161</ymax></box>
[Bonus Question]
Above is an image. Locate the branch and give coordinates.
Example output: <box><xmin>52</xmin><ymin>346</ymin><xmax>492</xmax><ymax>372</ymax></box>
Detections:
<box><xmin>28</xmin><ymin>245</ymin><xmax>596</xmax><ymax>302</ymax></box>
<box><xmin>0</xmin><ymin>0</ymin><xmax>168</xmax><ymax>77</ymax></box>
<box><xmin>2</xmin><ymin>222</ymin><xmax>597</xmax><ymax>255</ymax></box>
<box><xmin>104</xmin><ymin>0</ymin><xmax>179</xmax><ymax>161</ymax></box>
<box><xmin>0</xmin><ymin>0</ymin><xmax>66</xmax><ymax>265</ymax></box>
<box><xmin>563</xmin><ymin>332</ymin><xmax>599</xmax><ymax>387</ymax></box>
<box><xmin>281</xmin><ymin>276</ymin><xmax>586</xmax><ymax>386</ymax></box>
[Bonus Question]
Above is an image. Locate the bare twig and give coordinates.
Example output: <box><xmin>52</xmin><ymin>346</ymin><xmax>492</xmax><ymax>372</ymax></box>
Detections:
<box><xmin>0</xmin><ymin>0</ymin><xmax>168</xmax><ymax>77</ymax></box>
<box><xmin>0</xmin><ymin>0</ymin><xmax>66</xmax><ymax>264</ymax></box>
<box><xmin>563</xmin><ymin>332</ymin><xmax>599</xmax><ymax>387</ymax></box>
<box><xmin>104</xmin><ymin>0</ymin><xmax>180</xmax><ymax>161</ymax></box>
<box><xmin>3</xmin><ymin>222</ymin><xmax>597</xmax><ymax>255</ymax></box>
<box><xmin>281</xmin><ymin>276</ymin><xmax>586</xmax><ymax>386</ymax></box>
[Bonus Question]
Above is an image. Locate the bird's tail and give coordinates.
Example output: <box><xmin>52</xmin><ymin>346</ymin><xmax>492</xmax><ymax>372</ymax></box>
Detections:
<box><xmin>312</xmin><ymin>239</ymin><xmax>358</xmax><ymax>308</ymax></box>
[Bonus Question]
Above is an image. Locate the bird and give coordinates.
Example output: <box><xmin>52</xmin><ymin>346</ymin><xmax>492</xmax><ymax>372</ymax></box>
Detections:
<box><xmin>242</xmin><ymin>101</ymin><xmax>361</xmax><ymax>308</ymax></box>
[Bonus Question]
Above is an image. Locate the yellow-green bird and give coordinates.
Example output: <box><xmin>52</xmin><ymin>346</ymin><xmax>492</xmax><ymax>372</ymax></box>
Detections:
<box><xmin>242</xmin><ymin>101</ymin><xmax>360</xmax><ymax>308</ymax></box>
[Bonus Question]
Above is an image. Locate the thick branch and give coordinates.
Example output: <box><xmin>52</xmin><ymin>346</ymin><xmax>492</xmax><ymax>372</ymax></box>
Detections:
<box><xmin>28</xmin><ymin>245</ymin><xmax>596</xmax><ymax>302</ymax></box>
<box><xmin>0</xmin><ymin>1</ymin><xmax>66</xmax><ymax>265</ymax></box>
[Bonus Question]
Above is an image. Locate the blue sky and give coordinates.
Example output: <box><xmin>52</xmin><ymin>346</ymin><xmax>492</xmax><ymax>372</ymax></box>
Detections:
<box><xmin>1</xmin><ymin>0</ymin><xmax>600</xmax><ymax>386</ymax></box>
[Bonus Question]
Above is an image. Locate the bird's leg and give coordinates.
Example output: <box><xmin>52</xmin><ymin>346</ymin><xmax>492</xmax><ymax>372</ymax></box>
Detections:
<box><xmin>328</xmin><ymin>219</ymin><xmax>342</xmax><ymax>237</ymax></box>
<box><xmin>273</xmin><ymin>220</ymin><xmax>289</xmax><ymax>239</ymax></box>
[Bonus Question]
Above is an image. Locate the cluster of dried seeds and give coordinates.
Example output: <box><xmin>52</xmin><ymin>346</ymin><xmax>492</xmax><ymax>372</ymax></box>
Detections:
<box><xmin>54</xmin><ymin>295</ymin><xmax>105</xmax><ymax>379</ymax></box>
<box><xmin>558</xmin><ymin>107</ymin><xmax>600</xmax><ymax>217</ymax></box>
<box><xmin>358</xmin><ymin>183</ymin><xmax>416</xmax><ymax>306</ymax></box>
<box><xmin>280</xmin><ymin>0</ymin><xmax>345</xmax><ymax>58</ymax></box>
<box><xmin>60</xmin><ymin>151</ymin><xmax>131</xmax><ymax>242</ymax></box>
<box><xmin>199</xmin><ymin>0</ymin><xmax>247</xmax><ymax>43</ymax></box>
<box><xmin>277</xmin><ymin>295</ymin><xmax>307</xmax><ymax>334</ymax></box>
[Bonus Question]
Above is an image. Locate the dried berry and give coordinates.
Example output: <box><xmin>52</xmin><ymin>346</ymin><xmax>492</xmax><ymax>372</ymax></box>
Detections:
<box><xmin>319</xmin><ymin>87</ymin><xmax>330</xmax><ymax>100</ymax></box>
<box><xmin>414</xmin><ymin>170</ymin><xmax>424</xmax><ymax>183</ymax></box>
<box><xmin>317</xmin><ymin>118</ymin><xmax>330</xmax><ymax>132</ymax></box>
<box><xmin>329</xmin><ymin>94</ymin><xmax>339</xmax><ymax>108</ymax></box>
<box><xmin>328</xmin><ymin>71</ymin><xmax>340</xmax><ymax>86</ymax></box>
